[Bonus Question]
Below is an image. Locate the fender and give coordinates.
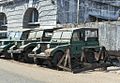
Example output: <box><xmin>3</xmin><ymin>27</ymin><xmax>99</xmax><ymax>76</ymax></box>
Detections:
<box><xmin>45</xmin><ymin>44</ymin><xmax>70</xmax><ymax>57</ymax></box>
<box><xmin>19</xmin><ymin>43</ymin><xmax>37</xmax><ymax>52</ymax></box>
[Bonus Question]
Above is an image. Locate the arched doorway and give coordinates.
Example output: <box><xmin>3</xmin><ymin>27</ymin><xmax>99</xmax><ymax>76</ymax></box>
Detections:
<box><xmin>23</xmin><ymin>8</ymin><xmax>39</xmax><ymax>28</ymax></box>
<box><xmin>0</xmin><ymin>12</ymin><xmax>7</xmax><ymax>30</ymax></box>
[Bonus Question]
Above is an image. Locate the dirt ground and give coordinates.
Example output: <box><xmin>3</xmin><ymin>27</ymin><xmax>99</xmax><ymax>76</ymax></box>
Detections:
<box><xmin>0</xmin><ymin>59</ymin><xmax>120</xmax><ymax>83</ymax></box>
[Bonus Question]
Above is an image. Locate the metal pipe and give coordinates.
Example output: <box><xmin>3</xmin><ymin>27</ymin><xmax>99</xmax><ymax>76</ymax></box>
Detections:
<box><xmin>77</xmin><ymin>0</ymin><xmax>80</xmax><ymax>24</ymax></box>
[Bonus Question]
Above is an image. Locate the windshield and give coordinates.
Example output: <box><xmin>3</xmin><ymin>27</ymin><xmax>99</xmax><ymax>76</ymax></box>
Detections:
<box><xmin>52</xmin><ymin>32</ymin><xmax>62</xmax><ymax>39</ymax></box>
<box><xmin>28</xmin><ymin>32</ymin><xmax>36</xmax><ymax>39</ymax></box>
<box><xmin>85</xmin><ymin>30</ymin><xmax>98</xmax><ymax>41</ymax></box>
<box><xmin>8</xmin><ymin>31</ymin><xmax>16</xmax><ymax>40</ymax></box>
<box><xmin>85</xmin><ymin>30</ymin><xmax>98</xmax><ymax>38</ymax></box>
<box><xmin>44</xmin><ymin>32</ymin><xmax>53</xmax><ymax>38</ymax></box>
<box><xmin>36</xmin><ymin>31</ymin><xmax>43</xmax><ymax>39</ymax></box>
<box><xmin>14</xmin><ymin>32</ymin><xmax>22</xmax><ymax>40</ymax></box>
<box><xmin>21</xmin><ymin>31</ymin><xmax>29</xmax><ymax>40</ymax></box>
<box><xmin>52</xmin><ymin>31</ymin><xmax>72</xmax><ymax>42</ymax></box>
<box><xmin>61</xmin><ymin>32</ymin><xmax>72</xmax><ymax>39</ymax></box>
<box><xmin>7</xmin><ymin>31</ymin><xmax>23</xmax><ymax>40</ymax></box>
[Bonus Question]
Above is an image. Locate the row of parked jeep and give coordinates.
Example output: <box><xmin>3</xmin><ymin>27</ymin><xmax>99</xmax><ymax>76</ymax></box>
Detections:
<box><xmin>0</xmin><ymin>27</ymin><xmax>112</xmax><ymax>72</ymax></box>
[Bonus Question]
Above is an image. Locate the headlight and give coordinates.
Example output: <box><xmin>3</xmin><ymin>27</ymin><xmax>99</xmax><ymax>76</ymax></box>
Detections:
<box><xmin>45</xmin><ymin>48</ymin><xmax>54</xmax><ymax>56</ymax></box>
<box><xmin>37</xmin><ymin>44</ymin><xmax>41</xmax><ymax>48</ymax></box>
<box><xmin>22</xmin><ymin>41</ymin><xmax>24</xmax><ymax>45</ymax></box>
<box><xmin>15</xmin><ymin>42</ymin><xmax>17</xmax><ymax>45</ymax></box>
<box><xmin>47</xmin><ymin>44</ymin><xmax>50</xmax><ymax>49</ymax></box>
<box><xmin>1</xmin><ymin>41</ymin><xmax>4</xmax><ymax>45</ymax></box>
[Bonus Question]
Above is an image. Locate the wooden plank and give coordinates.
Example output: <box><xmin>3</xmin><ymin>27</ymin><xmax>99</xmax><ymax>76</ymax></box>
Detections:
<box><xmin>73</xmin><ymin>63</ymin><xmax>111</xmax><ymax>74</ymax></box>
<box><xmin>57</xmin><ymin>49</ymin><xmax>72</xmax><ymax>71</ymax></box>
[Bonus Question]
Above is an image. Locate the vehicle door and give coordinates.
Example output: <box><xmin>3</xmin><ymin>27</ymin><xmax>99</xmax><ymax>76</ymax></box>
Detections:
<box><xmin>71</xmin><ymin>30</ymin><xmax>85</xmax><ymax>58</ymax></box>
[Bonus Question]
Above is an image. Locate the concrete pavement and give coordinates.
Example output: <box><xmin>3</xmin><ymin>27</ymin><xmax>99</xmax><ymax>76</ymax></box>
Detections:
<box><xmin>0</xmin><ymin>59</ymin><xmax>120</xmax><ymax>83</ymax></box>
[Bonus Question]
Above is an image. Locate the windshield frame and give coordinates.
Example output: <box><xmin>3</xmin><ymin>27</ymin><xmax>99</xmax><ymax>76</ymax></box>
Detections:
<box><xmin>51</xmin><ymin>30</ymin><xmax>72</xmax><ymax>42</ymax></box>
<box><xmin>84</xmin><ymin>29</ymin><xmax>98</xmax><ymax>41</ymax></box>
<box><xmin>14</xmin><ymin>31</ymin><xmax>22</xmax><ymax>40</ymax></box>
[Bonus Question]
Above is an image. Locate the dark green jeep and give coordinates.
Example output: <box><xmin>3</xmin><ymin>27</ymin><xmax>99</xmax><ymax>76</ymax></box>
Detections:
<box><xmin>10</xmin><ymin>29</ymin><xmax>54</xmax><ymax>62</ymax></box>
<box><xmin>0</xmin><ymin>31</ymin><xmax>7</xmax><ymax>39</ymax></box>
<box><xmin>0</xmin><ymin>29</ymin><xmax>30</xmax><ymax>58</ymax></box>
<box><xmin>29</xmin><ymin>28</ymin><xmax>102</xmax><ymax>68</ymax></box>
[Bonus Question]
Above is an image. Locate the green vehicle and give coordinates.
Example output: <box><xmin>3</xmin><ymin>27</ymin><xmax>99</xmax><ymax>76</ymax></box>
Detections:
<box><xmin>0</xmin><ymin>31</ymin><xmax>7</xmax><ymax>39</ymax></box>
<box><xmin>0</xmin><ymin>29</ymin><xmax>30</xmax><ymax>58</ymax></box>
<box><xmin>9</xmin><ymin>29</ymin><xmax>55</xmax><ymax>63</ymax></box>
<box><xmin>29</xmin><ymin>28</ymin><xmax>109</xmax><ymax>70</ymax></box>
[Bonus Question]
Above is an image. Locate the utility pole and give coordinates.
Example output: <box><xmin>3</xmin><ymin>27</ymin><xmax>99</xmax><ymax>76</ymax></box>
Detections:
<box><xmin>77</xmin><ymin>0</ymin><xmax>80</xmax><ymax>24</ymax></box>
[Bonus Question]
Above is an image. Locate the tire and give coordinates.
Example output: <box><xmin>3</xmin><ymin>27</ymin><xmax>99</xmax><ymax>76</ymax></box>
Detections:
<box><xmin>52</xmin><ymin>51</ymin><xmax>64</xmax><ymax>67</ymax></box>
<box><xmin>99</xmin><ymin>67</ymin><xmax>107</xmax><ymax>71</ymax></box>
<box><xmin>4</xmin><ymin>53</ymin><xmax>11</xmax><ymax>59</ymax></box>
<box><xmin>23</xmin><ymin>53</ymin><xmax>34</xmax><ymax>63</ymax></box>
<box><xmin>34</xmin><ymin>58</ymin><xmax>43</xmax><ymax>65</ymax></box>
<box><xmin>13</xmin><ymin>54</ymin><xmax>19</xmax><ymax>61</ymax></box>
<box><xmin>23</xmin><ymin>47</ymin><xmax>34</xmax><ymax>63</ymax></box>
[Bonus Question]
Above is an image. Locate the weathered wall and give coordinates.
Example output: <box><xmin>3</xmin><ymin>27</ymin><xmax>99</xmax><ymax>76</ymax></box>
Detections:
<box><xmin>57</xmin><ymin>0</ymin><xmax>120</xmax><ymax>24</ymax></box>
<box><xmin>79</xmin><ymin>0</ymin><xmax>120</xmax><ymax>22</ymax></box>
<box><xmin>99</xmin><ymin>21</ymin><xmax>120</xmax><ymax>51</ymax></box>
<box><xmin>57</xmin><ymin>0</ymin><xmax>77</xmax><ymax>24</ymax></box>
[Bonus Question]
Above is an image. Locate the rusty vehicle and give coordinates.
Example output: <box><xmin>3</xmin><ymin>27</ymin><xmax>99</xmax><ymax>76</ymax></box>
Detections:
<box><xmin>29</xmin><ymin>27</ymin><xmax>112</xmax><ymax>73</ymax></box>
<box><xmin>0</xmin><ymin>29</ymin><xmax>30</xmax><ymax>58</ymax></box>
<box><xmin>9</xmin><ymin>28</ymin><xmax>57</xmax><ymax>63</ymax></box>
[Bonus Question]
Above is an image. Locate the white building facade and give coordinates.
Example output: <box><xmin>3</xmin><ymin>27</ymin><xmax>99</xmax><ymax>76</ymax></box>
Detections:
<box><xmin>0</xmin><ymin>0</ymin><xmax>57</xmax><ymax>31</ymax></box>
<box><xmin>0</xmin><ymin>0</ymin><xmax>119</xmax><ymax>31</ymax></box>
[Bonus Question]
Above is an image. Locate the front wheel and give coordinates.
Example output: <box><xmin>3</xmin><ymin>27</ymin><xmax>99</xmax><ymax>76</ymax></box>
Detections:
<box><xmin>23</xmin><ymin>48</ymin><xmax>34</xmax><ymax>63</ymax></box>
<box><xmin>13</xmin><ymin>54</ymin><xmax>19</xmax><ymax>61</ymax></box>
<box><xmin>23</xmin><ymin>54</ymin><xmax>34</xmax><ymax>63</ymax></box>
<box><xmin>52</xmin><ymin>52</ymin><xmax>64</xmax><ymax>67</ymax></box>
<box><xmin>34</xmin><ymin>58</ymin><xmax>43</xmax><ymax>65</ymax></box>
<box><xmin>4</xmin><ymin>53</ymin><xmax>11</xmax><ymax>59</ymax></box>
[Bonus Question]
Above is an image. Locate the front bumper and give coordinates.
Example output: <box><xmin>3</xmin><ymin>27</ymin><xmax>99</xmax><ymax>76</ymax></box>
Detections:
<box><xmin>28</xmin><ymin>54</ymin><xmax>36</xmax><ymax>58</ymax></box>
<box><xmin>8</xmin><ymin>49</ymin><xmax>23</xmax><ymax>53</ymax></box>
<box><xmin>28</xmin><ymin>53</ymin><xmax>49</xmax><ymax>59</ymax></box>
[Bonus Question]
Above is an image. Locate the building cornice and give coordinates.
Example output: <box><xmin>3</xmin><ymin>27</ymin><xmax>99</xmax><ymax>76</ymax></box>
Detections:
<box><xmin>0</xmin><ymin>0</ymin><xmax>14</xmax><ymax>5</ymax></box>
